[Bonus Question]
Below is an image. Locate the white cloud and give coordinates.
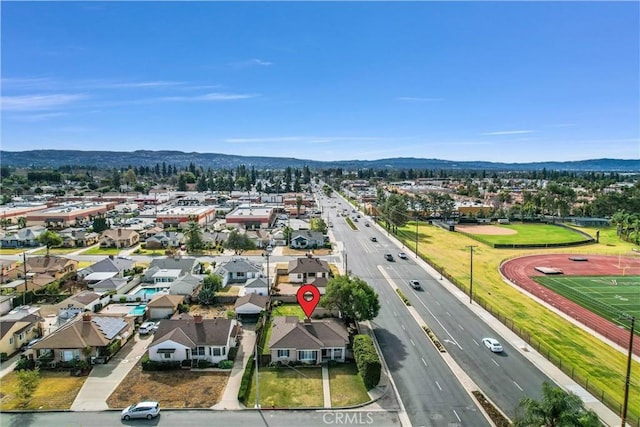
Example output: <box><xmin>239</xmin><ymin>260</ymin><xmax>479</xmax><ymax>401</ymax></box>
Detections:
<box><xmin>1</xmin><ymin>94</ymin><xmax>87</xmax><ymax>111</ymax></box>
<box><xmin>161</xmin><ymin>92</ymin><xmax>260</xmax><ymax>102</ymax></box>
<box><xmin>482</xmin><ymin>130</ymin><xmax>534</xmax><ymax>136</ymax></box>
<box><xmin>7</xmin><ymin>112</ymin><xmax>68</xmax><ymax>122</ymax></box>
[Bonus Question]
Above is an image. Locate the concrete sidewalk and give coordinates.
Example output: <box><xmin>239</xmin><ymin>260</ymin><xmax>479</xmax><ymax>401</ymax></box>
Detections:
<box><xmin>212</xmin><ymin>327</ymin><xmax>256</xmax><ymax>410</ymax></box>
<box><xmin>71</xmin><ymin>334</ymin><xmax>151</xmax><ymax>411</ymax></box>
<box><xmin>321</xmin><ymin>363</ymin><xmax>331</xmax><ymax>408</ymax></box>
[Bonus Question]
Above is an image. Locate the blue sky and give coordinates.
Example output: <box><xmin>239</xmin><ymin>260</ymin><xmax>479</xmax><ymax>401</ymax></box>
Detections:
<box><xmin>1</xmin><ymin>2</ymin><xmax>638</xmax><ymax>163</ymax></box>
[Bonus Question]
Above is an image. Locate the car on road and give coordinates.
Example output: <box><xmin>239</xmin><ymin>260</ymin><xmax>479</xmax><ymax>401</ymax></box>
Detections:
<box><xmin>365</xmin><ymin>222</ymin><xmax>370</xmax><ymax>227</ymax></box>
<box><xmin>398</xmin><ymin>252</ymin><xmax>408</xmax><ymax>259</ymax></box>
<box><xmin>121</xmin><ymin>401</ymin><xmax>160</xmax><ymax>420</ymax></box>
<box><xmin>384</xmin><ymin>253</ymin><xmax>394</xmax><ymax>261</ymax></box>
<box><xmin>409</xmin><ymin>280</ymin><xmax>421</xmax><ymax>290</ymax></box>
<box><xmin>482</xmin><ymin>337</ymin><xmax>503</xmax><ymax>353</ymax></box>
<box><xmin>139</xmin><ymin>322</ymin><xmax>157</xmax><ymax>335</ymax></box>
<box><xmin>370</xmin><ymin>236</ymin><xmax>377</xmax><ymax>242</ymax></box>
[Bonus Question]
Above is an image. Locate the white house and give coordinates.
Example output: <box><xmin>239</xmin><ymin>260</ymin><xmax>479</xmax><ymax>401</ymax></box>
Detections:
<box><xmin>215</xmin><ymin>258</ymin><xmax>262</xmax><ymax>287</ymax></box>
<box><xmin>240</xmin><ymin>277</ymin><xmax>269</xmax><ymax>297</ymax></box>
<box><xmin>148</xmin><ymin>315</ymin><xmax>238</xmax><ymax>365</ymax></box>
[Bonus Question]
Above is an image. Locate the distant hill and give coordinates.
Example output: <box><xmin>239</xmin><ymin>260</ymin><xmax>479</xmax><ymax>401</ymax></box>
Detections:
<box><xmin>0</xmin><ymin>150</ymin><xmax>638</xmax><ymax>172</ymax></box>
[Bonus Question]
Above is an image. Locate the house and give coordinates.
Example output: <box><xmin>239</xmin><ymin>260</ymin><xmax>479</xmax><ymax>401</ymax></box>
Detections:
<box><xmin>57</xmin><ymin>291</ymin><xmax>109</xmax><ymax>320</ymax></box>
<box><xmin>269</xmin><ymin>316</ymin><xmax>349</xmax><ymax>364</ymax></box>
<box><xmin>148</xmin><ymin>315</ymin><xmax>238</xmax><ymax>365</ymax></box>
<box><xmin>0</xmin><ymin>258</ymin><xmax>19</xmax><ymax>283</ymax></box>
<box><xmin>287</xmin><ymin>256</ymin><xmax>331</xmax><ymax>284</ymax></box>
<box><xmin>1</xmin><ymin>274</ymin><xmax>56</xmax><ymax>294</ymax></box>
<box><xmin>78</xmin><ymin>256</ymin><xmax>135</xmax><ymax>281</ymax></box>
<box><xmin>91</xmin><ymin>277</ymin><xmax>131</xmax><ymax>294</ymax></box>
<box><xmin>99</xmin><ymin>228</ymin><xmax>140</xmax><ymax>248</ymax></box>
<box><xmin>146</xmin><ymin>294</ymin><xmax>185</xmax><ymax>320</ymax></box>
<box><xmin>215</xmin><ymin>258</ymin><xmax>262</xmax><ymax>287</ymax></box>
<box><xmin>143</xmin><ymin>257</ymin><xmax>201</xmax><ymax>283</ymax></box>
<box><xmin>0</xmin><ymin>313</ymin><xmax>42</xmax><ymax>357</ymax></box>
<box><xmin>290</xmin><ymin>231</ymin><xmax>325</xmax><ymax>249</ymax></box>
<box><xmin>240</xmin><ymin>277</ymin><xmax>269</xmax><ymax>297</ymax></box>
<box><xmin>0</xmin><ymin>226</ymin><xmax>47</xmax><ymax>248</ymax></box>
<box><xmin>29</xmin><ymin>313</ymin><xmax>133</xmax><ymax>365</ymax></box>
<box><xmin>24</xmin><ymin>255</ymin><xmax>78</xmax><ymax>280</ymax></box>
<box><xmin>145</xmin><ymin>231</ymin><xmax>185</xmax><ymax>250</ymax></box>
<box><xmin>0</xmin><ymin>295</ymin><xmax>13</xmax><ymax>316</ymax></box>
<box><xmin>58</xmin><ymin>228</ymin><xmax>100</xmax><ymax>248</ymax></box>
<box><xmin>234</xmin><ymin>294</ymin><xmax>269</xmax><ymax>319</ymax></box>
<box><xmin>168</xmin><ymin>274</ymin><xmax>201</xmax><ymax>296</ymax></box>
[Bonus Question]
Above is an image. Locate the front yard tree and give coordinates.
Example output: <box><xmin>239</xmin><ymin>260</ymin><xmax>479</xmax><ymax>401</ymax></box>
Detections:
<box><xmin>514</xmin><ymin>382</ymin><xmax>600</xmax><ymax>427</ymax></box>
<box><xmin>92</xmin><ymin>217</ymin><xmax>110</xmax><ymax>233</ymax></box>
<box><xmin>320</xmin><ymin>275</ymin><xmax>380</xmax><ymax>323</ymax></box>
<box><xmin>310</xmin><ymin>217</ymin><xmax>328</xmax><ymax>234</ymax></box>
<box><xmin>36</xmin><ymin>230</ymin><xmax>63</xmax><ymax>255</ymax></box>
<box><xmin>223</xmin><ymin>229</ymin><xmax>255</xmax><ymax>255</ymax></box>
<box><xmin>184</xmin><ymin>221</ymin><xmax>204</xmax><ymax>252</ymax></box>
<box><xmin>197</xmin><ymin>273</ymin><xmax>222</xmax><ymax>305</ymax></box>
<box><xmin>15</xmin><ymin>367</ymin><xmax>40</xmax><ymax>408</ymax></box>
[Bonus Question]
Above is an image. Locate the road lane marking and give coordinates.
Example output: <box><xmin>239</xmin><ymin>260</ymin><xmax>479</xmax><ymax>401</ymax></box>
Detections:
<box><xmin>458</xmin><ymin>324</ymin><xmax>464</xmax><ymax>330</ymax></box>
<box><xmin>472</xmin><ymin>339</ymin><xmax>479</xmax><ymax>346</ymax></box>
<box><xmin>410</xmin><ymin>339</ymin><xmax>415</xmax><ymax>347</ymax></box>
<box><xmin>513</xmin><ymin>381</ymin><xmax>523</xmax><ymax>391</ymax></box>
<box><xmin>422</xmin><ymin>357</ymin><xmax>428</xmax><ymax>367</ymax></box>
<box><xmin>393</xmin><ymin>311</ymin><xmax>398</xmax><ymax>317</ymax></box>
<box><xmin>411</xmin><ymin>293</ymin><xmax>463</xmax><ymax>350</ymax></box>
<box><xmin>446</xmin><ymin>311</ymin><xmax>451</xmax><ymax>316</ymax></box>
<box><xmin>435</xmin><ymin>380</ymin><xmax>442</xmax><ymax>391</ymax></box>
<box><xmin>401</xmin><ymin>324</ymin><xmax>406</xmax><ymax>330</ymax></box>
<box><xmin>453</xmin><ymin>409</ymin><xmax>461</xmax><ymax>422</ymax></box>
<box><xmin>492</xmin><ymin>359</ymin><xmax>499</xmax><ymax>367</ymax></box>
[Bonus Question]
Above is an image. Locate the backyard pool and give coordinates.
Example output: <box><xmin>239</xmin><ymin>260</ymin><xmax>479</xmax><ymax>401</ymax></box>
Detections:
<box><xmin>128</xmin><ymin>304</ymin><xmax>147</xmax><ymax>316</ymax></box>
<box><xmin>132</xmin><ymin>287</ymin><xmax>159</xmax><ymax>299</ymax></box>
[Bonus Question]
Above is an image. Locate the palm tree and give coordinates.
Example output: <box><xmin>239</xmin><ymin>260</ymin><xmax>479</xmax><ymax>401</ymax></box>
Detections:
<box><xmin>514</xmin><ymin>382</ymin><xmax>600</xmax><ymax>427</ymax></box>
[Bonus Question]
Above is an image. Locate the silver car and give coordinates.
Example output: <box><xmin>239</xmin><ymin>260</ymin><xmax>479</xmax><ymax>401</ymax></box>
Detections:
<box><xmin>121</xmin><ymin>401</ymin><xmax>160</xmax><ymax>420</ymax></box>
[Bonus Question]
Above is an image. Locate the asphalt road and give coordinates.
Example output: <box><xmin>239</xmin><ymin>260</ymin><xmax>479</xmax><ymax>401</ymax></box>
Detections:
<box><xmin>326</xmin><ymin>199</ymin><xmax>490</xmax><ymax>427</ymax></box>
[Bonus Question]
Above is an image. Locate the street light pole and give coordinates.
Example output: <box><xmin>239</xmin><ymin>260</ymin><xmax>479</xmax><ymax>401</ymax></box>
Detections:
<box><xmin>621</xmin><ymin>315</ymin><xmax>635</xmax><ymax>427</ymax></box>
<box><xmin>415</xmin><ymin>215</ymin><xmax>419</xmax><ymax>259</ymax></box>
<box><xmin>466</xmin><ymin>245</ymin><xmax>477</xmax><ymax>304</ymax></box>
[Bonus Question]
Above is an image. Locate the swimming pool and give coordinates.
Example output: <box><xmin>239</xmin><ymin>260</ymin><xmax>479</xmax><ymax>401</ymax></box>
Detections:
<box><xmin>128</xmin><ymin>304</ymin><xmax>147</xmax><ymax>316</ymax></box>
<box><xmin>132</xmin><ymin>288</ymin><xmax>158</xmax><ymax>298</ymax></box>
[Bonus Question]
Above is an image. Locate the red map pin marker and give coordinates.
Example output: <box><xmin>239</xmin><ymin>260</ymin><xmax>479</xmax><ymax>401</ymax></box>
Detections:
<box><xmin>297</xmin><ymin>284</ymin><xmax>320</xmax><ymax>319</ymax></box>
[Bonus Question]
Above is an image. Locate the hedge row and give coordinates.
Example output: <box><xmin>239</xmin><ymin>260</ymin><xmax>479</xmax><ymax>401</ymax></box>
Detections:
<box><xmin>395</xmin><ymin>288</ymin><xmax>411</xmax><ymax>306</ymax></box>
<box><xmin>353</xmin><ymin>335</ymin><xmax>381</xmax><ymax>390</ymax></box>
<box><xmin>237</xmin><ymin>355</ymin><xmax>255</xmax><ymax>405</ymax></box>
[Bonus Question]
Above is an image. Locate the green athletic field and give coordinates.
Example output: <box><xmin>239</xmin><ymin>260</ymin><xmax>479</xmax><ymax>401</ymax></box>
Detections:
<box><xmin>533</xmin><ymin>275</ymin><xmax>640</xmax><ymax>330</ymax></box>
<box><xmin>470</xmin><ymin>223</ymin><xmax>590</xmax><ymax>246</ymax></box>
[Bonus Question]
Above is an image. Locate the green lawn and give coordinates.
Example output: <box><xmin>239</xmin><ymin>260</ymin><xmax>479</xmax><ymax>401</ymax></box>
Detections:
<box><xmin>466</xmin><ymin>223</ymin><xmax>589</xmax><ymax>245</ymax></box>
<box><xmin>79</xmin><ymin>246</ymin><xmax>124</xmax><ymax>255</ymax></box>
<box><xmin>272</xmin><ymin>304</ymin><xmax>306</xmax><ymax>319</ymax></box>
<box><xmin>246</xmin><ymin>367</ymin><xmax>323</xmax><ymax>408</ymax></box>
<box><xmin>534</xmin><ymin>275</ymin><xmax>640</xmax><ymax>330</ymax></box>
<box><xmin>328</xmin><ymin>363</ymin><xmax>370</xmax><ymax>407</ymax></box>
<box><xmin>0</xmin><ymin>248</ymin><xmax>34</xmax><ymax>255</ymax></box>
<box><xmin>30</xmin><ymin>247</ymin><xmax>81</xmax><ymax>255</ymax></box>
<box><xmin>396</xmin><ymin>222</ymin><xmax>640</xmax><ymax>421</ymax></box>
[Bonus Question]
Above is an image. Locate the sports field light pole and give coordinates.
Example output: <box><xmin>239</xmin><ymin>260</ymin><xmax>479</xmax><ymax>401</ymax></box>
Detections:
<box><xmin>621</xmin><ymin>315</ymin><xmax>635</xmax><ymax>427</ymax></box>
<box><xmin>466</xmin><ymin>245</ymin><xmax>477</xmax><ymax>304</ymax></box>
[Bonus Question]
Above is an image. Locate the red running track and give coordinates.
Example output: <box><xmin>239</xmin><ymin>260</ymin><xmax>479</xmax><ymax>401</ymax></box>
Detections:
<box><xmin>500</xmin><ymin>254</ymin><xmax>640</xmax><ymax>356</ymax></box>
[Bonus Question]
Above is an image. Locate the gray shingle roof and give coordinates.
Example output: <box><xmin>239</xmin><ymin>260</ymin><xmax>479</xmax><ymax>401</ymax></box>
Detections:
<box><xmin>151</xmin><ymin>317</ymin><xmax>236</xmax><ymax>347</ymax></box>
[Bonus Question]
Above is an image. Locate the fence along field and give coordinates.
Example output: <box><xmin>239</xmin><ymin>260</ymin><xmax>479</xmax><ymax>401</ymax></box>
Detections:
<box><xmin>533</xmin><ymin>275</ymin><xmax>640</xmax><ymax>332</ymax></box>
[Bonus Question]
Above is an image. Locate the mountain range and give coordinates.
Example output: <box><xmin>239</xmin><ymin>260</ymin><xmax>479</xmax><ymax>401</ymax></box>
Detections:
<box><xmin>1</xmin><ymin>150</ymin><xmax>638</xmax><ymax>172</ymax></box>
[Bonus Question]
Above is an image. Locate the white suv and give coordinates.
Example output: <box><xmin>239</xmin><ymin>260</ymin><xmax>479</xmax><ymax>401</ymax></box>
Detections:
<box><xmin>139</xmin><ymin>322</ymin><xmax>156</xmax><ymax>335</ymax></box>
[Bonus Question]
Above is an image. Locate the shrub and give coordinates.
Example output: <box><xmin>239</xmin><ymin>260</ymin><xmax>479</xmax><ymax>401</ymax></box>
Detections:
<box><xmin>228</xmin><ymin>346</ymin><xmax>239</xmax><ymax>361</ymax></box>
<box><xmin>0</xmin><ymin>352</ymin><xmax>8</xmax><ymax>362</ymax></box>
<box><xmin>142</xmin><ymin>356</ymin><xmax>181</xmax><ymax>371</ymax></box>
<box><xmin>352</xmin><ymin>335</ymin><xmax>381</xmax><ymax>390</ymax></box>
<box><xmin>218</xmin><ymin>360</ymin><xmax>234</xmax><ymax>369</ymax></box>
<box><xmin>226</xmin><ymin>310</ymin><xmax>235</xmax><ymax>319</ymax></box>
<box><xmin>14</xmin><ymin>357</ymin><xmax>35</xmax><ymax>371</ymax></box>
<box><xmin>237</xmin><ymin>355</ymin><xmax>255</xmax><ymax>404</ymax></box>
<box><xmin>395</xmin><ymin>289</ymin><xmax>411</xmax><ymax>306</ymax></box>
<box><xmin>119</xmin><ymin>296</ymin><xmax>127</xmax><ymax>303</ymax></box>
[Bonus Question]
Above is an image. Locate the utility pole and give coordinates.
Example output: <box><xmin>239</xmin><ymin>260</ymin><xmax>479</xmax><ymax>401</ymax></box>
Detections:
<box><xmin>466</xmin><ymin>245</ymin><xmax>477</xmax><ymax>304</ymax></box>
<box><xmin>415</xmin><ymin>215</ymin><xmax>419</xmax><ymax>259</ymax></box>
<box><xmin>344</xmin><ymin>251</ymin><xmax>348</xmax><ymax>276</ymax></box>
<box><xmin>621</xmin><ymin>315</ymin><xmax>635</xmax><ymax>427</ymax></box>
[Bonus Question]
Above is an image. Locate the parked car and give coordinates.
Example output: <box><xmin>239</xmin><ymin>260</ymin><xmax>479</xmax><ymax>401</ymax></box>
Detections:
<box><xmin>139</xmin><ymin>321</ymin><xmax>156</xmax><ymax>335</ymax></box>
<box><xmin>384</xmin><ymin>253</ymin><xmax>394</xmax><ymax>261</ymax></box>
<box><xmin>409</xmin><ymin>280</ymin><xmax>422</xmax><ymax>290</ymax></box>
<box><xmin>482</xmin><ymin>337</ymin><xmax>503</xmax><ymax>353</ymax></box>
<box><xmin>370</xmin><ymin>237</ymin><xmax>377</xmax><ymax>242</ymax></box>
<box><xmin>398</xmin><ymin>252</ymin><xmax>408</xmax><ymax>259</ymax></box>
<box><xmin>121</xmin><ymin>401</ymin><xmax>160</xmax><ymax>420</ymax></box>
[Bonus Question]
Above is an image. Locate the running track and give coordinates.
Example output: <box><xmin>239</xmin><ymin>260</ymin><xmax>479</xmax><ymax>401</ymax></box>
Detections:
<box><xmin>500</xmin><ymin>254</ymin><xmax>640</xmax><ymax>356</ymax></box>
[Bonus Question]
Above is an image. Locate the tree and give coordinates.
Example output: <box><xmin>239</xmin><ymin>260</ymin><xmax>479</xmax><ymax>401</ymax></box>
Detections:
<box><xmin>184</xmin><ymin>221</ymin><xmax>204</xmax><ymax>252</ymax></box>
<box><xmin>36</xmin><ymin>230</ymin><xmax>63</xmax><ymax>255</ymax></box>
<box><xmin>92</xmin><ymin>217</ymin><xmax>110</xmax><ymax>233</ymax></box>
<box><xmin>223</xmin><ymin>229</ymin><xmax>255</xmax><ymax>255</ymax></box>
<box><xmin>15</xmin><ymin>368</ymin><xmax>40</xmax><ymax>408</ymax></box>
<box><xmin>310</xmin><ymin>217</ymin><xmax>328</xmax><ymax>234</ymax></box>
<box><xmin>17</xmin><ymin>217</ymin><xmax>26</xmax><ymax>229</ymax></box>
<box><xmin>514</xmin><ymin>382</ymin><xmax>600</xmax><ymax>427</ymax></box>
<box><xmin>320</xmin><ymin>275</ymin><xmax>380</xmax><ymax>322</ymax></box>
<box><xmin>295</xmin><ymin>195</ymin><xmax>303</xmax><ymax>218</ymax></box>
<box><xmin>197</xmin><ymin>274</ymin><xmax>222</xmax><ymax>305</ymax></box>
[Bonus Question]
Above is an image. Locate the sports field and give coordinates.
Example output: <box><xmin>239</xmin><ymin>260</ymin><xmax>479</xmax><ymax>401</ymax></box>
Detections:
<box><xmin>533</xmin><ymin>275</ymin><xmax>640</xmax><ymax>330</ymax></box>
<box><xmin>458</xmin><ymin>223</ymin><xmax>589</xmax><ymax>245</ymax></box>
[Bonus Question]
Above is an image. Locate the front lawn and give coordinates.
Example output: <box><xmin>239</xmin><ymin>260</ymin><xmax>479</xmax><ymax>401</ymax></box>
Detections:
<box><xmin>329</xmin><ymin>363</ymin><xmax>370</xmax><ymax>407</ymax></box>
<box><xmin>107</xmin><ymin>363</ymin><xmax>229</xmax><ymax>408</ymax></box>
<box><xmin>30</xmin><ymin>247</ymin><xmax>79</xmax><ymax>255</ymax></box>
<box><xmin>80</xmin><ymin>246</ymin><xmax>124</xmax><ymax>255</ymax></box>
<box><xmin>246</xmin><ymin>367</ymin><xmax>323</xmax><ymax>408</ymax></box>
<box><xmin>0</xmin><ymin>370</ymin><xmax>87</xmax><ymax>410</ymax></box>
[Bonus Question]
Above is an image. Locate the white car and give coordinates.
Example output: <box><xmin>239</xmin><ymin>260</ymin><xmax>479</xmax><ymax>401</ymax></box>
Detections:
<box><xmin>482</xmin><ymin>337</ymin><xmax>503</xmax><ymax>353</ymax></box>
<box><xmin>139</xmin><ymin>322</ymin><xmax>156</xmax><ymax>335</ymax></box>
<box><xmin>398</xmin><ymin>252</ymin><xmax>408</xmax><ymax>259</ymax></box>
<box><xmin>121</xmin><ymin>401</ymin><xmax>160</xmax><ymax>420</ymax></box>
<box><xmin>409</xmin><ymin>280</ymin><xmax>422</xmax><ymax>290</ymax></box>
